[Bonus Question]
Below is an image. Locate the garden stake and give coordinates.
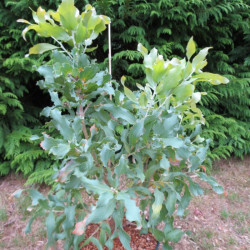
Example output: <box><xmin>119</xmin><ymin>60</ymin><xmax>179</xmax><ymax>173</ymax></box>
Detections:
<box><xmin>108</xmin><ymin>22</ymin><xmax>112</xmax><ymax>100</ymax></box>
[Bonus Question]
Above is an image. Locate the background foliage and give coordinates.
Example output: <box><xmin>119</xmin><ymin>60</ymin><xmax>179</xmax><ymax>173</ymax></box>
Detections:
<box><xmin>1</xmin><ymin>0</ymin><xmax>249</xmax><ymax>182</ymax></box>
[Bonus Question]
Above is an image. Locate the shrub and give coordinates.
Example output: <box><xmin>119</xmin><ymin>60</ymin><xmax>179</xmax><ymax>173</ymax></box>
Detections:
<box><xmin>14</xmin><ymin>1</ymin><xmax>229</xmax><ymax>249</ymax></box>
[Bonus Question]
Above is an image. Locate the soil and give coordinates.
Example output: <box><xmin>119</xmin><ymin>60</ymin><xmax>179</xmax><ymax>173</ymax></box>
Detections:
<box><xmin>0</xmin><ymin>157</ymin><xmax>249</xmax><ymax>249</ymax></box>
<box><xmin>81</xmin><ymin>220</ymin><xmax>157</xmax><ymax>250</ymax></box>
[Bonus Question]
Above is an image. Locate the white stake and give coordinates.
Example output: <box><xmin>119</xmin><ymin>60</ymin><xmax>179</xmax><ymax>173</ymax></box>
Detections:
<box><xmin>108</xmin><ymin>23</ymin><xmax>112</xmax><ymax>77</ymax></box>
<box><xmin>108</xmin><ymin>23</ymin><xmax>112</xmax><ymax>100</ymax></box>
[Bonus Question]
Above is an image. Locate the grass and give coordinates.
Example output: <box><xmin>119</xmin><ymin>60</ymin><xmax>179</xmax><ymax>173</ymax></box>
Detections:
<box><xmin>16</xmin><ymin>195</ymin><xmax>32</xmax><ymax>220</ymax></box>
<box><xmin>227</xmin><ymin>193</ymin><xmax>242</xmax><ymax>203</ymax></box>
<box><xmin>190</xmin><ymin>229</ymin><xmax>215</xmax><ymax>249</ymax></box>
<box><xmin>228</xmin><ymin>237</ymin><xmax>236</xmax><ymax>245</ymax></box>
<box><xmin>220</xmin><ymin>209</ymin><xmax>229</xmax><ymax>220</ymax></box>
<box><xmin>0</xmin><ymin>208</ymin><xmax>8</xmax><ymax>221</ymax></box>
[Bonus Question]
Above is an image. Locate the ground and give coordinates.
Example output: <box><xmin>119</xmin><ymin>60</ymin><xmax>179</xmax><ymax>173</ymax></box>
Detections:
<box><xmin>0</xmin><ymin>157</ymin><xmax>249</xmax><ymax>250</ymax></box>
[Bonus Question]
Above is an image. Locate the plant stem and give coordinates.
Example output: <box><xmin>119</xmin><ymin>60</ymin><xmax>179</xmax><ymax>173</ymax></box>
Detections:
<box><xmin>79</xmin><ymin>103</ymin><xmax>100</xmax><ymax>168</ymax></box>
<box><xmin>52</xmin><ymin>36</ymin><xmax>73</xmax><ymax>60</ymax></box>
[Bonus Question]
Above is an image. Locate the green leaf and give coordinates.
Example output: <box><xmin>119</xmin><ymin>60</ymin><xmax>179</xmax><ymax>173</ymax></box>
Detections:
<box><xmin>152</xmin><ymin>228</ymin><xmax>165</xmax><ymax>242</ymax></box>
<box><xmin>165</xmin><ymin>191</ymin><xmax>177</xmax><ymax>216</ymax></box>
<box><xmin>85</xmin><ymin>46</ymin><xmax>98</xmax><ymax>53</ymax></box>
<box><xmin>162</xmin><ymin>242</ymin><xmax>173</xmax><ymax>250</ymax></box>
<box><xmin>160</xmin><ymin>155</ymin><xmax>170</xmax><ymax>171</ymax></box>
<box><xmin>115</xmin><ymin>155</ymin><xmax>128</xmax><ymax>176</ymax></box>
<box><xmin>189</xmin><ymin>181</ymin><xmax>203</xmax><ymax>196</ymax></box>
<box><xmin>29</xmin><ymin>43</ymin><xmax>59</xmax><ymax>55</ymax></box>
<box><xmin>124</xmin><ymin>86</ymin><xmax>137</xmax><ymax>103</ymax></box>
<box><xmin>63</xmin><ymin>206</ymin><xmax>75</xmax><ymax>231</ymax></box>
<box><xmin>129</xmin><ymin>119</ymin><xmax>144</xmax><ymax>145</ymax></box>
<box><xmin>25</xmin><ymin>209</ymin><xmax>44</xmax><ymax>234</ymax></box>
<box><xmin>166</xmin><ymin>229</ymin><xmax>184</xmax><ymax>243</ymax></box>
<box><xmin>162</xmin><ymin>138</ymin><xmax>184</xmax><ymax>148</ymax></box>
<box><xmin>118</xmin><ymin>228</ymin><xmax>131</xmax><ymax>250</ymax></box>
<box><xmin>51</xmin><ymin>109</ymin><xmax>74</xmax><ymax>140</ymax></box>
<box><xmin>40</xmin><ymin>135</ymin><xmax>57</xmax><ymax>151</ymax></box>
<box><xmin>28</xmin><ymin>189</ymin><xmax>46</xmax><ymax>206</ymax></box>
<box><xmin>50</xmin><ymin>143</ymin><xmax>70</xmax><ymax>159</ymax></box>
<box><xmin>46</xmin><ymin>212</ymin><xmax>56</xmax><ymax>246</ymax></box>
<box><xmin>152</xmin><ymin>188</ymin><xmax>164</xmax><ymax>219</ymax></box>
<box><xmin>101</xmin><ymin>104</ymin><xmax>136</xmax><ymax>124</ymax></box>
<box><xmin>177</xmin><ymin>185</ymin><xmax>191</xmax><ymax>216</ymax></box>
<box><xmin>12</xmin><ymin>189</ymin><xmax>23</xmax><ymax>198</ymax></box>
<box><xmin>186</xmin><ymin>37</ymin><xmax>196</xmax><ymax>60</ymax></box>
<box><xmin>90</xmin><ymin>237</ymin><xmax>103</xmax><ymax>250</ymax></box>
<box><xmin>190</xmin><ymin>155</ymin><xmax>201</xmax><ymax>171</ymax></box>
<box><xmin>117</xmin><ymin>192</ymin><xmax>141</xmax><ymax>224</ymax></box>
<box><xmin>30</xmin><ymin>135</ymin><xmax>40</xmax><ymax>141</ymax></box>
<box><xmin>139</xmin><ymin>92</ymin><xmax>147</xmax><ymax>107</ymax></box>
<box><xmin>100</xmin><ymin>144</ymin><xmax>114</xmax><ymax>167</ymax></box>
<box><xmin>74</xmin><ymin>168</ymin><xmax>111</xmax><ymax>195</ymax></box>
<box><xmin>197</xmin><ymin>173</ymin><xmax>224</xmax><ymax>194</ymax></box>
<box><xmin>86</xmin><ymin>199</ymin><xmax>115</xmax><ymax>224</ymax></box>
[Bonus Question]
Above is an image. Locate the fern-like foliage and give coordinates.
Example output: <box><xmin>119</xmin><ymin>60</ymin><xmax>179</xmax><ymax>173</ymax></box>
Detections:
<box><xmin>0</xmin><ymin>0</ymin><xmax>63</xmax><ymax>183</ymax></box>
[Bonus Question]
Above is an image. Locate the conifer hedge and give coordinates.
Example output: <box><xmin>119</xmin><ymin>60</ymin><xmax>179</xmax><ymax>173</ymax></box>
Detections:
<box><xmin>0</xmin><ymin>0</ymin><xmax>249</xmax><ymax>181</ymax></box>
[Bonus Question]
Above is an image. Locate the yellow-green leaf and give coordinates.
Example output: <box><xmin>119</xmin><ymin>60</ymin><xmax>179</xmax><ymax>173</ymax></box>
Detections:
<box><xmin>124</xmin><ymin>86</ymin><xmax>137</xmax><ymax>103</ymax></box>
<box><xmin>29</xmin><ymin>43</ymin><xmax>59</xmax><ymax>55</ymax></box>
<box><xmin>139</xmin><ymin>92</ymin><xmax>147</xmax><ymax>107</ymax></box>
<box><xmin>36</xmin><ymin>7</ymin><xmax>46</xmax><ymax>23</ymax></box>
<box><xmin>137</xmin><ymin>43</ymin><xmax>148</xmax><ymax>56</ymax></box>
<box><xmin>17</xmin><ymin>19</ymin><xmax>31</xmax><ymax>24</ymax></box>
<box><xmin>186</xmin><ymin>37</ymin><xmax>196</xmax><ymax>60</ymax></box>
<box><xmin>194</xmin><ymin>72</ymin><xmax>229</xmax><ymax>84</ymax></box>
<box><xmin>48</xmin><ymin>10</ymin><xmax>60</xmax><ymax>22</ymax></box>
<box><xmin>57</xmin><ymin>0</ymin><xmax>79</xmax><ymax>31</ymax></box>
<box><xmin>121</xmin><ymin>76</ymin><xmax>126</xmax><ymax>85</ymax></box>
<box><xmin>152</xmin><ymin>188</ymin><xmax>164</xmax><ymax>219</ymax></box>
<box><xmin>174</xmin><ymin>83</ymin><xmax>195</xmax><ymax>101</ymax></box>
<box><xmin>192</xmin><ymin>47</ymin><xmax>211</xmax><ymax>68</ymax></box>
